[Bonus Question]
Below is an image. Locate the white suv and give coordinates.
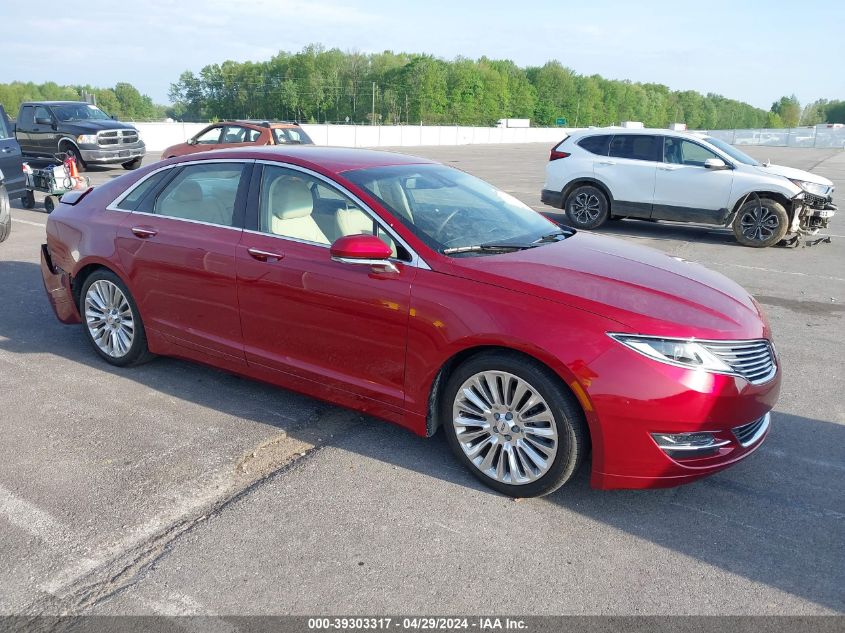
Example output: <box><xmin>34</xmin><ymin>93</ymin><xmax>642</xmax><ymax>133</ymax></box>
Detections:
<box><xmin>541</xmin><ymin>128</ymin><xmax>837</xmax><ymax>247</ymax></box>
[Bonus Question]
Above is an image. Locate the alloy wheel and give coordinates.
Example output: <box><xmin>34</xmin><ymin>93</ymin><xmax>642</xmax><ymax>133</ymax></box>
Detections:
<box><xmin>84</xmin><ymin>280</ymin><xmax>135</xmax><ymax>358</ymax></box>
<box><xmin>452</xmin><ymin>371</ymin><xmax>558</xmax><ymax>485</ymax></box>
<box><xmin>569</xmin><ymin>192</ymin><xmax>601</xmax><ymax>224</ymax></box>
<box><xmin>739</xmin><ymin>203</ymin><xmax>781</xmax><ymax>242</ymax></box>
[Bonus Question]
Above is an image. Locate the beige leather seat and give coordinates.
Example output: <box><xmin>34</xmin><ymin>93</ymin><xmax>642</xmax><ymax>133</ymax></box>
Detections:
<box><xmin>335</xmin><ymin>207</ymin><xmax>398</xmax><ymax>257</ymax></box>
<box><xmin>268</xmin><ymin>177</ymin><xmax>329</xmax><ymax>244</ymax></box>
<box><xmin>371</xmin><ymin>179</ymin><xmax>413</xmax><ymax>222</ymax></box>
<box><xmin>159</xmin><ymin>180</ymin><xmax>229</xmax><ymax>226</ymax></box>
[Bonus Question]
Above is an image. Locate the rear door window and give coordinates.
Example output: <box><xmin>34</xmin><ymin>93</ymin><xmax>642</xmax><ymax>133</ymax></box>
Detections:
<box><xmin>153</xmin><ymin>163</ymin><xmax>246</xmax><ymax>227</ymax></box>
<box><xmin>609</xmin><ymin>134</ymin><xmax>661</xmax><ymax>161</ymax></box>
<box><xmin>577</xmin><ymin>135</ymin><xmax>611</xmax><ymax>156</ymax></box>
<box><xmin>116</xmin><ymin>169</ymin><xmax>173</xmax><ymax>211</ymax></box>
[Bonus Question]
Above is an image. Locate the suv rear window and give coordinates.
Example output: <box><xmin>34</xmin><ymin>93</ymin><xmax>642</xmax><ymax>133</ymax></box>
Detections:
<box><xmin>272</xmin><ymin>127</ymin><xmax>312</xmax><ymax>145</ymax></box>
<box><xmin>609</xmin><ymin>134</ymin><xmax>661</xmax><ymax>161</ymax></box>
<box><xmin>577</xmin><ymin>135</ymin><xmax>611</xmax><ymax>156</ymax></box>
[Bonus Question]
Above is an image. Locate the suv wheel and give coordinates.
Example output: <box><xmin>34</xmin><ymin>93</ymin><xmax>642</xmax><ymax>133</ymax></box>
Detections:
<box><xmin>732</xmin><ymin>197</ymin><xmax>788</xmax><ymax>247</ymax></box>
<box><xmin>564</xmin><ymin>185</ymin><xmax>609</xmax><ymax>229</ymax></box>
<box><xmin>122</xmin><ymin>158</ymin><xmax>143</xmax><ymax>170</ymax></box>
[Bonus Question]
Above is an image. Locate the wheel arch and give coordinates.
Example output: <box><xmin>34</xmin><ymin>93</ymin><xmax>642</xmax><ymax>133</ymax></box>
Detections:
<box><xmin>561</xmin><ymin>178</ymin><xmax>614</xmax><ymax>212</ymax></box>
<box><xmin>425</xmin><ymin>344</ymin><xmax>595</xmax><ymax>452</ymax></box>
<box><xmin>57</xmin><ymin>136</ymin><xmax>82</xmax><ymax>155</ymax></box>
<box><xmin>727</xmin><ymin>190</ymin><xmax>795</xmax><ymax>226</ymax></box>
<box><xmin>70</xmin><ymin>259</ymin><xmax>133</xmax><ymax>309</ymax></box>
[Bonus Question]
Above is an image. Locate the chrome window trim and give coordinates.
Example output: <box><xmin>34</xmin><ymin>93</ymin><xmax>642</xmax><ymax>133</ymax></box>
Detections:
<box><xmin>253</xmin><ymin>159</ymin><xmax>431</xmax><ymax>270</ymax></box>
<box><xmin>104</xmin><ymin>158</ymin><xmax>431</xmax><ymax>270</ymax></box>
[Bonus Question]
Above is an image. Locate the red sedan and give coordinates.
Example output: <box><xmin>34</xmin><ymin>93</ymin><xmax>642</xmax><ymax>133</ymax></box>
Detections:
<box><xmin>40</xmin><ymin>147</ymin><xmax>780</xmax><ymax>497</ymax></box>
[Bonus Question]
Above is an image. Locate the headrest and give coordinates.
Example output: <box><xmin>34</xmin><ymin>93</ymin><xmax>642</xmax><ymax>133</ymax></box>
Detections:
<box><xmin>269</xmin><ymin>177</ymin><xmax>313</xmax><ymax>220</ymax></box>
<box><xmin>173</xmin><ymin>180</ymin><xmax>203</xmax><ymax>203</ymax></box>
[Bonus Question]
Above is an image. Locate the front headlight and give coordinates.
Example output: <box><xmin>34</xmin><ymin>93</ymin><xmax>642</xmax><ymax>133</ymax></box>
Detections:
<box><xmin>789</xmin><ymin>179</ymin><xmax>829</xmax><ymax>197</ymax></box>
<box><xmin>608</xmin><ymin>334</ymin><xmax>733</xmax><ymax>373</ymax></box>
<box><xmin>77</xmin><ymin>134</ymin><xmax>98</xmax><ymax>145</ymax></box>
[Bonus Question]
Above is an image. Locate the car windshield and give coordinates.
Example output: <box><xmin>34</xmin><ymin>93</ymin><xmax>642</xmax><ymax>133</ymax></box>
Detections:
<box><xmin>273</xmin><ymin>127</ymin><xmax>312</xmax><ymax>144</ymax></box>
<box><xmin>53</xmin><ymin>104</ymin><xmax>112</xmax><ymax>122</ymax></box>
<box><xmin>344</xmin><ymin>164</ymin><xmax>561</xmax><ymax>255</ymax></box>
<box><xmin>703</xmin><ymin>137</ymin><xmax>759</xmax><ymax>166</ymax></box>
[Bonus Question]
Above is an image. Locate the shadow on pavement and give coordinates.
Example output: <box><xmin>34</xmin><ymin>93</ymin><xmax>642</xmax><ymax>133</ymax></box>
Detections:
<box><xmin>0</xmin><ymin>259</ymin><xmax>842</xmax><ymax>612</ymax></box>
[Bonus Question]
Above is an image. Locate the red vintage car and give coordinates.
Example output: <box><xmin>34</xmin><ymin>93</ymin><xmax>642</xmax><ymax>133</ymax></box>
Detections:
<box><xmin>40</xmin><ymin>147</ymin><xmax>780</xmax><ymax>497</ymax></box>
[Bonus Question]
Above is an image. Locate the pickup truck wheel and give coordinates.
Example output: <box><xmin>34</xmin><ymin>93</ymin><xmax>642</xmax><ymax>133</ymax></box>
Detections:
<box><xmin>62</xmin><ymin>145</ymin><xmax>87</xmax><ymax>172</ymax></box>
<box><xmin>122</xmin><ymin>158</ymin><xmax>143</xmax><ymax>170</ymax></box>
<box><xmin>22</xmin><ymin>189</ymin><xmax>36</xmax><ymax>209</ymax></box>
<box><xmin>564</xmin><ymin>185</ymin><xmax>609</xmax><ymax>229</ymax></box>
<box><xmin>732</xmin><ymin>197</ymin><xmax>788</xmax><ymax>247</ymax></box>
<box><xmin>0</xmin><ymin>184</ymin><xmax>11</xmax><ymax>243</ymax></box>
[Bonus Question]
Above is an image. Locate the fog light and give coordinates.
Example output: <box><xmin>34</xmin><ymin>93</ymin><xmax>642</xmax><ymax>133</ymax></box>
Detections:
<box><xmin>651</xmin><ymin>431</ymin><xmax>730</xmax><ymax>458</ymax></box>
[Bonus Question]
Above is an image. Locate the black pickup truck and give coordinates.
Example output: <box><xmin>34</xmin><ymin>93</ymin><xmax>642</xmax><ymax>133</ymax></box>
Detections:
<box><xmin>15</xmin><ymin>101</ymin><xmax>145</xmax><ymax>171</ymax></box>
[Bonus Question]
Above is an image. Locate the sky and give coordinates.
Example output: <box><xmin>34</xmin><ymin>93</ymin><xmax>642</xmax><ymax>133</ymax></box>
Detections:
<box><xmin>2</xmin><ymin>0</ymin><xmax>843</xmax><ymax>110</ymax></box>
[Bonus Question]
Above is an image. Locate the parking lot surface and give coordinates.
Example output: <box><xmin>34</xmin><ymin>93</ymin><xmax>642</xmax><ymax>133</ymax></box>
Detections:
<box><xmin>0</xmin><ymin>145</ymin><xmax>843</xmax><ymax>616</ymax></box>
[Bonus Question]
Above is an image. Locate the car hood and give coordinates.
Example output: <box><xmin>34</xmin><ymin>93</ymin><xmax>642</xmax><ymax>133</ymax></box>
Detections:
<box><xmin>754</xmin><ymin>163</ymin><xmax>833</xmax><ymax>187</ymax></box>
<box><xmin>450</xmin><ymin>232</ymin><xmax>769</xmax><ymax>340</ymax></box>
<box><xmin>60</xmin><ymin>119</ymin><xmax>138</xmax><ymax>132</ymax></box>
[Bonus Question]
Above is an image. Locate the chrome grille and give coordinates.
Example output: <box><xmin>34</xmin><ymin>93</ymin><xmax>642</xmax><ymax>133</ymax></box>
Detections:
<box><xmin>97</xmin><ymin>129</ymin><xmax>140</xmax><ymax>146</ymax></box>
<box><xmin>701</xmin><ymin>340</ymin><xmax>776</xmax><ymax>384</ymax></box>
<box><xmin>732</xmin><ymin>413</ymin><xmax>770</xmax><ymax>447</ymax></box>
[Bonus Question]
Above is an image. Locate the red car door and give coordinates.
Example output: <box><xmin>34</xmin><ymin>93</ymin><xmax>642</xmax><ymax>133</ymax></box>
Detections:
<box><xmin>235</xmin><ymin>164</ymin><xmax>415</xmax><ymax>410</ymax></box>
<box><xmin>115</xmin><ymin>160</ymin><xmax>252</xmax><ymax>363</ymax></box>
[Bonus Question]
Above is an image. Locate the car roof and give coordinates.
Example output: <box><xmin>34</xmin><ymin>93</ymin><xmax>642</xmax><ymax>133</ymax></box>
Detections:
<box><xmin>227</xmin><ymin>120</ymin><xmax>301</xmax><ymax>129</ymax></box>
<box><xmin>172</xmin><ymin>146</ymin><xmax>436</xmax><ymax>173</ymax></box>
<box><xmin>572</xmin><ymin>127</ymin><xmax>709</xmax><ymax>139</ymax></box>
<box><xmin>21</xmin><ymin>101</ymin><xmax>93</xmax><ymax>106</ymax></box>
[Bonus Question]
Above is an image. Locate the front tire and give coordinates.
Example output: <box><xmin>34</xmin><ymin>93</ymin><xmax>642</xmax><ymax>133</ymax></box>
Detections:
<box><xmin>79</xmin><ymin>270</ymin><xmax>153</xmax><ymax>367</ymax></box>
<box><xmin>122</xmin><ymin>158</ymin><xmax>143</xmax><ymax>170</ymax></box>
<box><xmin>564</xmin><ymin>185</ymin><xmax>609</xmax><ymax>229</ymax></box>
<box><xmin>732</xmin><ymin>197</ymin><xmax>788</xmax><ymax>247</ymax></box>
<box><xmin>442</xmin><ymin>351</ymin><xmax>589</xmax><ymax>498</ymax></box>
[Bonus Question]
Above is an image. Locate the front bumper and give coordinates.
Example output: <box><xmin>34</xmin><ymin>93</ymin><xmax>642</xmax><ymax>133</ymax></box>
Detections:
<box><xmin>79</xmin><ymin>142</ymin><xmax>145</xmax><ymax>165</ymax></box>
<box><xmin>583</xmin><ymin>343</ymin><xmax>781</xmax><ymax>489</ymax></box>
<box><xmin>40</xmin><ymin>244</ymin><xmax>81</xmax><ymax>324</ymax></box>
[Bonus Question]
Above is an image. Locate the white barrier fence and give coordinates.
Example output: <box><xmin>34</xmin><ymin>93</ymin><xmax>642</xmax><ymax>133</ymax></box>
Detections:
<box><xmin>132</xmin><ymin>122</ymin><xmax>567</xmax><ymax>152</ymax></box>
<box><xmin>132</xmin><ymin>121</ymin><xmax>845</xmax><ymax>152</ymax></box>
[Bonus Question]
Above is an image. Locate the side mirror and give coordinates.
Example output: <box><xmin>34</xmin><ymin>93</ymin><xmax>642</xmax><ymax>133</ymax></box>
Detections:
<box><xmin>187</xmin><ymin>138</ymin><xmax>197</xmax><ymax>145</ymax></box>
<box><xmin>35</xmin><ymin>116</ymin><xmax>52</xmax><ymax>126</ymax></box>
<box><xmin>330</xmin><ymin>235</ymin><xmax>398</xmax><ymax>273</ymax></box>
<box><xmin>704</xmin><ymin>158</ymin><xmax>728</xmax><ymax>170</ymax></box>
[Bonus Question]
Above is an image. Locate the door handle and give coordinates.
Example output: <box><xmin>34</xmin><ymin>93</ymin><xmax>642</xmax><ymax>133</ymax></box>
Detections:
<box><xmin>0</xmin><ymin>147</ymin><xmax>12</xmax><ymax>153</ymax></box>
<box><xmin>659</xmin><ymin>164</ymin><xmax>683</xmax><ymax>171</ymax></box>
<box><xmin>596</xmin><ymin>160</ymin><xmax>616</xmax><ymax>166</ymax></box>
<box><xmin>131</xmin><ymin>226</ymin><xmax>158</xmax><ymax>239</ymax></box>
<box><xmin>247</xmin><ymin>247</ymin><xmax>284</xmax><ymax>262</ymax></box>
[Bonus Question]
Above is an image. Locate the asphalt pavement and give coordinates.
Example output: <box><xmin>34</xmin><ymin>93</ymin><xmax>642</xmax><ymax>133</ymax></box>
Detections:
<box><xmin>0</xmin><ymin>144</ymin><xmax>842</xmax><ymax>617</ymax></box>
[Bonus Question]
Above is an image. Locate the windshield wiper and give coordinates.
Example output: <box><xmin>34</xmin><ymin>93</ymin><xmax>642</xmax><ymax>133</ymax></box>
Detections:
<box><xmin>442</xmin><ymin>242</ymin><xmax>539</xmax><ymax>255</ymax></box>
<box><xmin>533</xmin><ymin>228</ymin><xmax>575</xmax><ymax>243</ymax></box>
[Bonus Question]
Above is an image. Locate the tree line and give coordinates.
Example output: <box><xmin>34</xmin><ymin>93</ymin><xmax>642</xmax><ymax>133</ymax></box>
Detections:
<box><xmin>0</xmin><ymin>81</ymin><xmax>167</xmax><ymax>121</ymax></box>
<box><xmin>2</xmin><ymin>45</ymin><xmax>844</xmax><ymax>129</ymax></box>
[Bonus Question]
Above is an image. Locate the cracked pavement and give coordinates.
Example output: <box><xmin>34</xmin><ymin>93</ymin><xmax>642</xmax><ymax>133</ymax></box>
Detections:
<box><xmin>0</xmin><ymin>144</ymin><xmax>842</xmax><ymax>617</ymax></box>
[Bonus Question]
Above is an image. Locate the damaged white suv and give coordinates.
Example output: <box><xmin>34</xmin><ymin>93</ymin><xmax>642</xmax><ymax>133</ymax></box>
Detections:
<box><xmin>541</xmin><ymin>128</ymin><xmax>836</xmax><ymax>247</ymax></box>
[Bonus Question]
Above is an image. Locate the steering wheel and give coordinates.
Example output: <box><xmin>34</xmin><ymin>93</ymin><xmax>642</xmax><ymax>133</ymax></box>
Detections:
<box><xmin>434</xmin><ymin>208</ymin><xmax>461</xmax><ymax>238</ymax></box>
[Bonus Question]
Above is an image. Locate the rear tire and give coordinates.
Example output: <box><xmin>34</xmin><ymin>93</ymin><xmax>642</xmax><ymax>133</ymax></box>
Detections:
<box><xmin>564</xmin><ymin>185</ymin><xmax>609</xmax><ymax>229</ymax></box>
<box><xmin>0</xmin><ymin>184</ymin><xmax>11</xmax><ymax>243</ymax></box>
<box><xmin>79</xmin><ymin>270</ymin><xmax>154</xmax><ymax>367</ymax></box>
<box><xmin>122</xmin><ymin>158</ymin><xmax>143</xmax><ymax>170</ymax></box>
<box><xmin>441</xmin><ymin>351</ymin><xmax>589</xmax><ymax>498</ymax></box>
<box><xmin>732</xmin><ymin>197</ymin><xmax>788</xmax><ymax>247</ymax></box>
